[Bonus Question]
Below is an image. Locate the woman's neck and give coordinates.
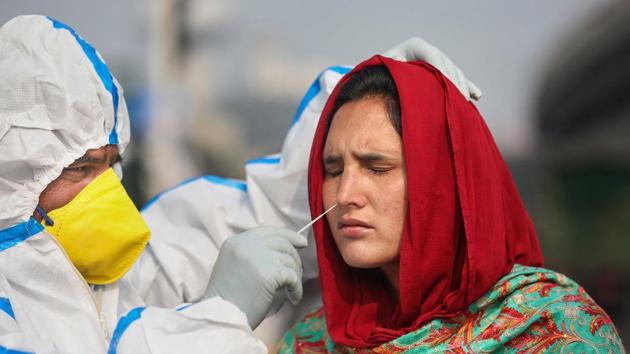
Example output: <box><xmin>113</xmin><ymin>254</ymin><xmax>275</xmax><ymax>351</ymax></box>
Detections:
<box><xmin>380</xmin><ymin>260</ymin><xmax>400</xmax><ymax>299</ymax></box>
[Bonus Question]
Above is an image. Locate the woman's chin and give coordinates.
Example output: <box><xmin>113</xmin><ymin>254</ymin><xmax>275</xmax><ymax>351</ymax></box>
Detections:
<box><xmin>340</xmin><ymin>249</ymin><xmax>385</xmax><ymax>269</ymax></box>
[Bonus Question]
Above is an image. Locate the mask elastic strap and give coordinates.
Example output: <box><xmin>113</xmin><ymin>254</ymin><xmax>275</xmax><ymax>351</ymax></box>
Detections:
<box><xmin>36</xmin><ymin>206</ymin><xmax>55</xmax><ymax>226</ymax></box>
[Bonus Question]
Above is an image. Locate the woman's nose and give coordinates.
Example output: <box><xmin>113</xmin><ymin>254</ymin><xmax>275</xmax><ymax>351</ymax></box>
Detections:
<box><xmin>336</xmin><ymin>170</ymin><xmax>366</xmax><ymax>208</ymax></box>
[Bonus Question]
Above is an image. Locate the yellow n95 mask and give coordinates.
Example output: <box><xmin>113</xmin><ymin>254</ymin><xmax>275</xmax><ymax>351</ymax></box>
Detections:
<box><xmin>39</xmin><ymin>168</ymin><xmax>150</xmax><ymax>285</ymax></box>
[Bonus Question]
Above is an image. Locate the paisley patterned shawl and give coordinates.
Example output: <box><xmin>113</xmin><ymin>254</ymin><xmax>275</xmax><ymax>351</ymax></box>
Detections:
<box><xmin>278</xmin><ymin>265</ymin><xmax>625</xmax><ymax>353</ymax></box>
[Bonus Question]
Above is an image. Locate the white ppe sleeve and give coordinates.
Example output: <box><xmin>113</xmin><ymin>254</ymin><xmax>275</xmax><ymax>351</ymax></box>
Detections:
<box><xmin>109</xmin><ymin>297</ymin><xmax>266</xmax><ymax>354</ymax></box>
<box><xmin>0</xmin><ymin>284</ymin><xmax>57</xmax><ymax>354</ymax></box>
<box><xmin>136</xmin><ymin>178</ymin><xmax>254</xmax><ymax>307</ymax></box>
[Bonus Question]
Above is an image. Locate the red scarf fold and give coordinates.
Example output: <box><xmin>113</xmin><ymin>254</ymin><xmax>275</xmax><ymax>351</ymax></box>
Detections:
<box><xmin>307</xmin><ymin>56</ymin><xmax>543</xmax><ymax>348</ymax></box>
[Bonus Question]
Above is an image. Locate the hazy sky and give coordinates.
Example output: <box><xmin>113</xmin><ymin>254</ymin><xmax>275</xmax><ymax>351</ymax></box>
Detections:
<box><xmin>0</xmin><ymin>0</ymin><xmax>612</xmax><ymax>155</ymax></box>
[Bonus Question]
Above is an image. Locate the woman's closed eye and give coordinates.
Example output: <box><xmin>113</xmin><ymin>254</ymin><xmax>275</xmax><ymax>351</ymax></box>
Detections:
<box><xmin>323</xmin><ymin>155</ymin><xmax>343</xmax><ymax>177</ymax></box>
<box><xmin>367</xmin><ymin>166</ymin><xmax>394</xmax><ymax>175</ymax></box>
<box><xmin>324</xmin><ymin>166</ymin><xmax>343</xmax><ymax>177</ymax></box>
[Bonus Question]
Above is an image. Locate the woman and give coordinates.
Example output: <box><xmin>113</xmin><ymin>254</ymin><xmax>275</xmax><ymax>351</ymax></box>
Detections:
<box><xmin>278</xmin><ymin>57</ymin><xmax>624</xmax><ymax>352</ymax></box>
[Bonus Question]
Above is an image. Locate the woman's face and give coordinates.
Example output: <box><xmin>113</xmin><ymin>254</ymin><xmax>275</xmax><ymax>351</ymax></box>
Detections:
<box><xmin>322</xmin><ymin>97</ymin><xmax>407</xmax><ymax>271</ymax></box>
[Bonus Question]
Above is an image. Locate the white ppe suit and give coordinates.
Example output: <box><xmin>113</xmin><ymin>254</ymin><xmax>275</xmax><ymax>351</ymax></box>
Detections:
<box><xmin>0</xmin><ymin>15</ymin><xmax>266</xmax><ymax>353</ymax></box>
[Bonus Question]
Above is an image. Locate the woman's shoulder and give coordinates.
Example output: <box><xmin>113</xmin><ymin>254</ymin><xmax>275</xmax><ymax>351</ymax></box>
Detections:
<box><xmin>277</xmin><ymin>267</ymin><xmax>625</xmax><ymax>353</ymax></box>
<box><xmin>472</xmin><ymin>264</ymin><xmax>582</xmax><ymax>310</ymax></box>
<box><xmin>466</xmin><ymin>264</ymin><xmax>625</xmax><ymax>352</ymax></box>
<box><xmin>277</xmin><ymin>307</ymin><xmax>343</xmax><ymax>353</ymax></box>
<box><xmin>387</xmin><ymin>265</ymin><xmax>624</xmax><ymax>353</ymax></box>
<box><xmin>292</xmin><ymin>307</ymin><xmax>327</xmax><ymax>332</ymax></box>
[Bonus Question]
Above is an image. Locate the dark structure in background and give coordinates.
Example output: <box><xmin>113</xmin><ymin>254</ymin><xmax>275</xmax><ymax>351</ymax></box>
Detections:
<box><xmin>535</xmin><ymin>0</ymin><xmax>630</xmax><ymax>343</ymax></box>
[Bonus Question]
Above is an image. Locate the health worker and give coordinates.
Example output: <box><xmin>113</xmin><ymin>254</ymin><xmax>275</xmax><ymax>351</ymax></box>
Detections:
<box><xmin>0</xmin><ymin>15</ymin><xmax>304</xmax><ymax>354</ymax></box>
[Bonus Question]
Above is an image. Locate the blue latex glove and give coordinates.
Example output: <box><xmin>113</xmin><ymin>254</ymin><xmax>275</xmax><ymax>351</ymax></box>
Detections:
<box><xmin>205</xmin><ymin>226</ymin><xmax>306</xmax><ymax>329</ymax></box>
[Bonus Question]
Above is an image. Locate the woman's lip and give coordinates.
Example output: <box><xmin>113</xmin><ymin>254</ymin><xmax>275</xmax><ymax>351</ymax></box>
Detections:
<box><xmin>337</xmin><ymin>217</ymin><xmax>372</xmax><ymax>228</ymax></box>
<box><xmin>337</xmin><ymin>218</ymin><xmax>373</xmax><ymax>237</ymax></box>
<box><xmin>338</xmin><ymin>225</ymin><xmax>373</xmax><ymax>238</ymax></box>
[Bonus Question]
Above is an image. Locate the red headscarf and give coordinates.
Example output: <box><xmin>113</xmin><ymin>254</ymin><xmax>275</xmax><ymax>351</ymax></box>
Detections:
<box><xmin>307</xmin><ymin>56</ymin><xmax>544</xmax><ymax>348</ymax></box>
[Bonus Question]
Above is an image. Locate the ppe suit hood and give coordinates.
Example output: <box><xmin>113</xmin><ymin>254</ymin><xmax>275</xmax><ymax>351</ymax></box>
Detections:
<box><xmin>0</xmin><ymin>15</ymin><xmax>130</xmax><ymax>229</ymax></box>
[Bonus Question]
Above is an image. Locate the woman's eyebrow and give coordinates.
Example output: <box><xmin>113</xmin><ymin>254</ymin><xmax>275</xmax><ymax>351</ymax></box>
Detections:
<box><xmin>353</xmin><ymin>152</ymin><xmax>395</xmax><ymax>163</ymax></box>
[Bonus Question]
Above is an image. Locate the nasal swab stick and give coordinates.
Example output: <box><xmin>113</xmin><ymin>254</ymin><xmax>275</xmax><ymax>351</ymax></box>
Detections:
<box><xmin>297</xmin><ymin>204</ymin><xmax>338</xmax><ymax>235</ymax></box>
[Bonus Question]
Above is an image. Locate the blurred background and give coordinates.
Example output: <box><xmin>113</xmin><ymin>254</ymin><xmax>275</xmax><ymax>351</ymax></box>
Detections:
<box><xmin>1</xmin><ymin>0</ymin><xmax>628</xmax><ymax>344</ymax></box>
